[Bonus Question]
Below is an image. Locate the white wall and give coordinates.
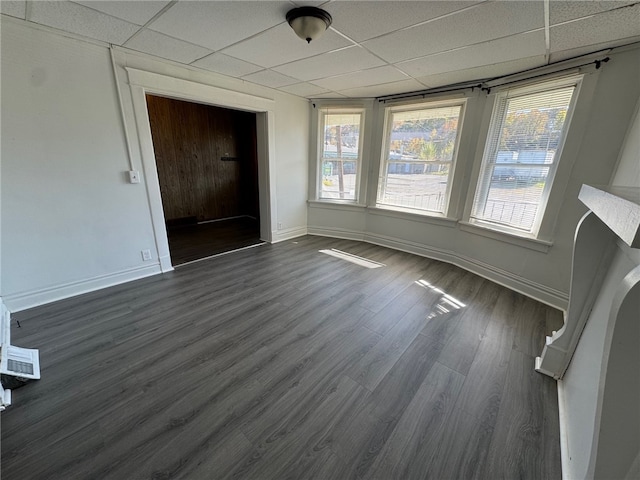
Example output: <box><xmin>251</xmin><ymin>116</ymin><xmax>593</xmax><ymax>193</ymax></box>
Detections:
<box><xmin>559</xmin><ymin>96</ymin><xmax>640</xmax><ymax>479</ymax></box>
<box><xmin>0</xmin><ymin>18</ymin><xmax>309</xmax><ymax>310</ymax></box>
<box><xmin>308</xmin><ymin>45</ymin><xmax>640</xmax><ymax>309</ymax></box>
<box><xmin>612</xmin><ymin>98</ymin><xmax>640</xmax><ymax>188</ymax></box>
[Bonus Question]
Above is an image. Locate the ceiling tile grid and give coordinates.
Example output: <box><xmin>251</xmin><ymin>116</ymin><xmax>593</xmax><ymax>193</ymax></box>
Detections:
<box><xmin>192</xmin><ymin>52</ymin><xmax>264</xmax><ymax>77</ymax></box>
<box><xmin>311</xmin><ymin>65</ymin><xmax>409</xmax><ymax>91</ymax></box>
<box><xmin>241</xmin><ymin>69</ymin><xmax>299</xmax><ymax>88</ymax></box>
<box><xmin>73</xmin><ymin>1</ymin><xmax>170</xmax><ymax>26</ymax></box>
<box><xmin>279</xmin><ymin>82</ymin><xmax>331</xmax><ymax>97</ymax></box>
<box><xmin>324</xmin><ymin>0</ymin><xmax>482</xmax><ymax>42</ymax></box>
<box><xmin>548</xmin><ymin>0</ymin><xmax>636</xmax><ymax>24</ymax></box>
<box><xmin>415</xmin><ymin>55</ymin><xmax>547</xmax><ymax>89</ymax></box>
<box><xmin>29</xmin><ymin>1</ymin><xmax>140</xmax><ymax>45</ymax></box>
<box><xmin>549</xmin><ymin>3</ymin><xmax>640</xmax><ymax>52</ymax></box>
<box><xmin>362</xmin><ymin>0</ymin><xmax>545</xmax><ymax>64</ymax></box>
<box><xmin>397</xmin><ymin>30</ymin><xmax>547</xmax><ymax>78</ymax></box>
<box><xmin>0</xmin><ymin>1</ymin><xmax>26</xmax><ymax>19</ymax></box>
<box><xmin>220</xmin><ymin>23</ymin><xmax>353</xmax><ymax>69</ymax></box>
<box><xmin>147</xmin><ymin>1</ymin><xmax>289</xmax><ymax>51</ymax></box>
<box><xmin>124</xmin><ymin>29</ymin><xmax>213</xmax><ymax>65</ymax></box>
<box><xmin>337</xmin><ymin>78</ymin><xmax>427</xmax><ymax>98</ymax></box>
<box><xmin>2</xmin><ymin>1</ymin><xmax>639</xmax><ymax>99</ymax></box>
<box><xmin>273</xmin><ymin>46</ymin><xmax>387</xmax><ymax>81</ymax></box>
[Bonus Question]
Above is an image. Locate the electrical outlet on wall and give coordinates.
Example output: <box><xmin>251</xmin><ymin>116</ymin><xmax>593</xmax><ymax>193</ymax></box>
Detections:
<box><xmin>277</xmin><ymin>223</ymin><xmax>283</xmax><ymax>230</ymax></box>
<box><xmin>141</xmin><ymin>249</ymin><xmax>152</xmax><ymax>261</ymax></box>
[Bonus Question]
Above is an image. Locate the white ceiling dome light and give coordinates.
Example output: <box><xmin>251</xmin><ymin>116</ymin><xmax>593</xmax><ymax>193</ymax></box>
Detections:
<box><xmin>286</xmin><ymin>6</ymin><xmax>333</xmax><ymax>44</ymax></box>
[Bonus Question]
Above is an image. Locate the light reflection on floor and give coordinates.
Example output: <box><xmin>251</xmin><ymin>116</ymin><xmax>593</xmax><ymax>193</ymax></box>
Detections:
<box><xmin>415</xmin><ymin>279</ymin><xmax>466</xmax><ymax>320</ymax></box>
<box><xmin>319</xmin><ymin>249</ymin><xmax>386</xmax><ymax>269</ymax></box>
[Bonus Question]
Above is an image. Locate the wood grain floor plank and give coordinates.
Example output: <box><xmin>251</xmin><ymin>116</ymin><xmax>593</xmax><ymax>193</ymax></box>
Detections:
<box><xmin>364</xmin><ymin>361</ymin><xmax>466</xmax><ymax>480</ymax></box>
<box><xmin>2</xmin><ymin>236</ymin><xmax>563</xmax><ymax>479</ymax></box>
<box><xmin>328</xmin><ymin>334</ymin><xmax>445</xmax><ymax>478</ymax></box>
<box><xmin>423</xmin><ymin>407</ymin><xmax>496</xmax><ymax>480</ymax></box>
<box><xmin>174</xmin><ymin>429</ymin><xmax>254</xmax><ymax>480</ymax></box>
<box><xmin>346</xmin><ymin>297</ymin><xmax>439</xmax><ymax>391</ymax></box>
<box><xmin>481</xmin><ymin>349</ymin><xmax>562</xmax><ymax>480</ymax></box>
<box><xmin>436</xmin><ymin>278</ymin><xmax>502</xmax><ymax>375</ymax></box>
<box><xmin>230</xmin><ymin>375</ymin><xmax>366</xmax><ymax>480</ymax></box>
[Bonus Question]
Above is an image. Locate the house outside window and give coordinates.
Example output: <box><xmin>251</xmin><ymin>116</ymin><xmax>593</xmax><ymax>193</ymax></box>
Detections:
<box><xmin>470</xmin><ymin>77</ymin><xmax>581</xmax><ymax>236</ymax></box>
<box><xmin>318</xmin><ymin>109</ymin><xmax>364</xmax><ymax>202</ymax></box>
<box><xmin>377</xmin><ymin>100</ymin><xmax>465</xmax><ymax>215</ymax></box>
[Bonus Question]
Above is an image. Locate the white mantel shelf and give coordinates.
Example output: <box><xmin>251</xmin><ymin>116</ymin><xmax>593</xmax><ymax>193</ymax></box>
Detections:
<box><xmin>578</xmin><ymin>184</ymin><xmax>640</xmax><ymax>248</ymax></box>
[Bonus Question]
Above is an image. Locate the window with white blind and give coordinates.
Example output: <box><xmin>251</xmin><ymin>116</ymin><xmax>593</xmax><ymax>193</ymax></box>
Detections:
<box><xmin>377</xmin><ymin>100</ymin><xmax>465</xmax><ymax>215</ymax></box>
<box><xmin>318</xmin><ymin>109</ymin><xmax>364</xmax><ymax>202</ymax></box>
<box><xmin>470</xmin><ymin>77</ymin><xmax>581</xmax><ymax>236</ymax></box>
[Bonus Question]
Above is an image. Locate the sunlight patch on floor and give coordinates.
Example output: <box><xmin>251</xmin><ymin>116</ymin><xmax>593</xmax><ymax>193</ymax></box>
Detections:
<box><xmin>319</xmin><ymin>249</ymin><xmax>386</xmax><ymax>269</ymax></box>
<box><xmin>416</xmin><ymin>279</ymin><xmax>466</xmax><ymax>319</ymax></box>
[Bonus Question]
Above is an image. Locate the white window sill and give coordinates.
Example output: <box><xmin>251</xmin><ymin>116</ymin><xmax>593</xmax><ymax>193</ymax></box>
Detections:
<box><xmin>368</xmin><ymin>205</ymin><xmax>458</xmax><ymax>228</ymax></box>
<box><xmin>308</xmin><ymin>200</ymin><xmax>367</xmax><ymax>212</ymax></box>
<box><xmin>459</xmin><ymin>221</ymin><xmax>553</xmax><ymax>253</ymax></box>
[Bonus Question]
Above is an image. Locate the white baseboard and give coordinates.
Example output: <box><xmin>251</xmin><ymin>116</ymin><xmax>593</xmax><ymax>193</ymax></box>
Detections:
<box><xmin>557</xmin><ymin>380</ymin><xmax>570</xmax><ymax>480</ymax></box>
<box><xmin>307</xmin><ymin>226</ymin><xmax>365</xmax><ymax>242</ymax></box>
<box><xmin>3</xmin><ymin>264</ymin><xmax>163</xmax><ymax>312</ymax></box>
<box><xmin>308</xmin><ymin>226</ymin><xmax>569</xmax><ymax>310</ymax></box>
<box><xmin>271</xmin><ymin>226</ymin><xmax>308</xmax><ymax>243</ymax></box>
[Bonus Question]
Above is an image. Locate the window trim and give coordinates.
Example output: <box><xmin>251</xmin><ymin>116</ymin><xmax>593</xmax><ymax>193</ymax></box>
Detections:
<box><xmin>376</xmin><ymin>97</ymin><xmax>467</xmax><ymax>217</ymax></box>
<box><xmin>316</xmin><ymin>106</ymin><xmax>366</xmax><ymax>203</ymax></box>
<box><xmin>468</xmin><ymin>75</ymin><xmax>584</xmax><ymax>238</ymax></box>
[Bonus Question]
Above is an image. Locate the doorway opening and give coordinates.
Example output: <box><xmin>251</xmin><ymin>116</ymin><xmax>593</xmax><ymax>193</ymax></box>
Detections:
<box><xmin>146</xmin><ymin>94</ymin><xmax>262</xmax><ymax>266</ymax></box>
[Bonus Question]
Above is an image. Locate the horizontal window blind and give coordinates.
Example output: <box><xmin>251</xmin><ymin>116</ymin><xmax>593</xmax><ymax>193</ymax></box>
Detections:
<box><xmin>471</xmin><ymin>84</ymin><xmax>576</xmax><ymax>233</ymax></box>
<box><xmin>378</xmin><ymin>103</ymin><xmax>464</xmax><ymax>214</ymax></box>
<box><xmin>319</xmin><ymin>110</ymin><xmax>363</xmax><ymax>201</ymax></box>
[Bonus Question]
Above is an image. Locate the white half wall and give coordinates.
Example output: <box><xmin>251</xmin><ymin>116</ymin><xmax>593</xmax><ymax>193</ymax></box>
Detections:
<box><xmin>0</xmin><ymin>18</ymin><xmax>309</xmax><ymax>311</ymax></box>
<box><xmin>558</xmin><ymin>78</ymin><xmax>640</xmax><ymax>480</ymax></box>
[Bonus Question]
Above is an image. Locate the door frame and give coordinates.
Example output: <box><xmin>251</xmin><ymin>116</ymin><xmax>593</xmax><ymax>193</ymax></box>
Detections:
<box><xmin>125</xmin><ymin>67</ymin><xmax>276</xmax><ymax>272</ymax></box>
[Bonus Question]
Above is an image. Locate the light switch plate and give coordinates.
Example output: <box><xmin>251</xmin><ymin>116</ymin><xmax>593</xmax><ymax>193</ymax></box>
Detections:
<box><xmin>129</xmin><ymin>170</ymin><xmax>141</xmax><ymax>184</ymax></box>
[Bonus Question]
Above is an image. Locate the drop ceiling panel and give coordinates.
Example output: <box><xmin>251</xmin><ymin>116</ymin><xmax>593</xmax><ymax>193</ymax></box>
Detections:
<box><xmin>192</xmin><ymin>53</ymin><xmax>263</xmax><ymax>77</ymax></box>
<box><xmin>311</xmin><ymin>65</ymin><xmax>408</xmax><ymax>91</ymax></box>
<box><xmin>273</xmin><ymin>46</ymin><xmax>386</xmax><ymax>81</ymax></box>
<box><xmin>312</xmin><ymin>91</ymin><xmax>347</xmax><ymax>99</ymax></box>
<box><xmin>29</xmin><ymin>1</ymin><xmax>139</xmax><ymax>44</ymax></box>
<box><xmin>148</xmin><ymin>1</ymin><xmax>288</xmax><ymax>51</ymax></box>
<box><xmin>0</xmin><ymin>1</ymin><xmax>25</xmax><ymax>19</ymax></box>
<box><xmin>242</xmin><ymin>69</ymin><xmax>299</xmax><ymax>88</ymax></box>
<box><xmin>222</xmin><ymin>23</ymin><xmax>352</xmax><ymax>68</ymax></box>
<box><xmin>363</xmin><ymin>0</ymin><xmax>545</xmax><ymax>63</ymax></box>
<box><xmin>3</xmin><ymin>0</ymin><xmax>638</xmax><ymax>100</ymax></box>
<box><xmin>549</xmin><ymin>37</ymin><xmax>640</xmax><ymax>63</ymax></box>
<box><xmin>398</xmin><ymin>30</ymin><xmax>546</xmax><ymax>78</ymax></box>
<box><xmin>550</xmin><ymin>4</ymin><xmax>640</xmax><ymax>52</ymax></box>
<box><xmin>278</xmin><ymin>82</ymin><xmax>330</xmax><ymax>97</ymax></box>
<box><xmin>549</xmin><ymin>1</ymin><xmax>635</xmax><ymax>25</ymax></box>
<box><xmin>416</xmin><ymin>56</ymin><xmax>547</xmax><ymax>88</ymax></box>
<box><xmin>324</xmin><ymin>0</ymin><xmax>480</xmax><ymax>42</ymax></box>
<box><xmin>125</xmin><ymin>29</ymin><xmax>212</xmax><ymax>64</ymax></box>
<box><xmin>336</xmin><ymin>78</ymin><xmax>426</xmax><ymax>98</ymax></box>
<box><xmin>73</xmin><ymin>1</ymin><xmax>170</xmax><ymax>26</ymax></box>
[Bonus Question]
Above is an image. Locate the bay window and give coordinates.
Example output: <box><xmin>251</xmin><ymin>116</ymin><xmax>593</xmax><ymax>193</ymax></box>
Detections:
<box><xmin>377</xmin><ymin>100</ymin><xmax>465</xmax><ymax>215</ymax></box>
<box><xmin>470</xmin><ymin>77</ymin><xmax>581</xmax><ymax>236</ymax></box>
<box><xmin>318</xmin><ymin>108</ymin><xmax>364</xmax><ymax>202</ymax></box>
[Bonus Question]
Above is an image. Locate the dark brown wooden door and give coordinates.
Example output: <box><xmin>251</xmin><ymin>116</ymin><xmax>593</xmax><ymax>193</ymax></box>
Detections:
<box><xmin>146</xmin><ymin>95</ymin><xmax>259</xmax><ymax>223</ymax></box>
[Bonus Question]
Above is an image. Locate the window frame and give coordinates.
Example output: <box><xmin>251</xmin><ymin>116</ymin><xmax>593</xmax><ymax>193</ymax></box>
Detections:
<box><xmin>376</xmin><ymin>97</ymin><xmax>467</xmax><ymax>217</ymax></box>
<box><xmin>469</xmin><ymin>75</ymin><xmax>583</xmax><ymax>238</ymax></box>
<box><xmin>315</xmin><ymin>106</ymin><xmax>366</xmax><ymax>204</ymax></box>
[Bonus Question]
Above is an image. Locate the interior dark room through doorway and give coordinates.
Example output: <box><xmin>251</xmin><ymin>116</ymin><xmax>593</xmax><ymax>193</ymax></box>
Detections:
<box><xmin>146</xmin><ymin>94</ymin><xmax>262</xmax><ymax>266</ymax></box>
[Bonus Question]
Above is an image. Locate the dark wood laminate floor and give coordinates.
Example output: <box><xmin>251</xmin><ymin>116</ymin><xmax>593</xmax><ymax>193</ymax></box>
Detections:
<box><xmin>167</xmin><ymin>216</ymin><xmax>261</xmax><ymax>266</ymax></box>
<box><xmin>2</xmin><ymin>236</ymin><xmax>563</xmax><ymax>479</ymax></box>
